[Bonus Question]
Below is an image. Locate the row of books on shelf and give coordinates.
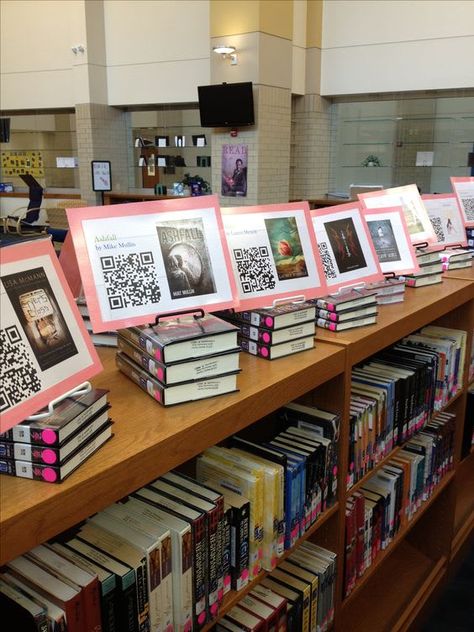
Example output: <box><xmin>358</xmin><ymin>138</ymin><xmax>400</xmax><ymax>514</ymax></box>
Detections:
<box><xmin>344</xmin><ymin>409</ymin><xmax>456</xmax><ymax>597</ymax></box>
<box><xmin>1</xmin><ymin>463</ymin><xmax>337</xmax><ymax>632</ymax></box>
<box><xmin>0</xmin><ymin>389</ymin><xmax>112</xmax><ymax>484</ymax></box>
<box><xmin>347</xmin><ymin>324</ymin><xmax>466</xmax><ymax>488</ymax></box>
<box><xmin>218</xmin><ymin>541</ymin><xmax>336</xmax><ymax>632</ymax></box>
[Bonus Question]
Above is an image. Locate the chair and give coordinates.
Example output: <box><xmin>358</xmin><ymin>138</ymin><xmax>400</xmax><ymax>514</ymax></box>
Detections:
<box><xmin>2</xmin><ymin>206</ymin><xmax>49</xmax><ymax>237</ymax></box>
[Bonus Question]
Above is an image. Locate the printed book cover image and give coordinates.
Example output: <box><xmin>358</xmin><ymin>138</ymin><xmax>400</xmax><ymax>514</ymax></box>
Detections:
<box><xmin>0</xmin><ymin>238</ymin><xmax>102</xmax><ymax>433</ymax></box>
<box><xmin>324</xmin><ymin>217</ymin><xmax>367</xmax><ymax>273</ymax></box>
<box><xmin>156</xmin><ymin>217</ymin><xmax>216</xmax><ymax>299</ymax></box>
<box><xmin>367</xmin><ymin>219</ymin><xmax>401</xmax><ymax>263</ymax></box>
<box><xmin>361</xmin><ymin>206</ymin><xmax>420</xmax><ymax>276</ymax></box>
<box><xmin>310</xmin><ymin>202</ymin><xmax>384</xmax><ymax>294</ymax></box>
<box><xmin>221</xmin><ymin>202</ymin><xmax>328</xmax><ymax>311</ymax></box>
<box><xmin>66</xmin><ymin>196</ymin><xmax>238</xmax><ymax>333</ymax></box>
<box><xmin>358</xmin><ymin>184</ymin><xmax>437</xmax><ymax>245</ymax></box>
<box><xmin>264</xmin><ymin>216</ymin><xmax>309</xmax><ymax>281</ymax></box>
<box><xmin>3</xmin><ymin>268</ymin><xmax>78</xmax><ymax>371</ymax></box>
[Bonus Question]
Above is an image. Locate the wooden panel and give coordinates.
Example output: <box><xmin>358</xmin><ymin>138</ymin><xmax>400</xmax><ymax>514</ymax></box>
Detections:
<box><xmin>316</xmin><ymin>277</ymin><xmax>474</xmax><ymax>365</ymax></box>
<box><xmin>0</xmin><ymin>342</ymin><xmax>345</xmax><ymax>565</ymax></box>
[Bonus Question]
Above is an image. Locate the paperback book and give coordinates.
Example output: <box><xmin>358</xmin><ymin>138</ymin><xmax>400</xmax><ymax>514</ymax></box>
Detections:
<box><xmin>313</xmin><ymin>288</ymin><xmax>378</xmax><ymax>313</ymax></box>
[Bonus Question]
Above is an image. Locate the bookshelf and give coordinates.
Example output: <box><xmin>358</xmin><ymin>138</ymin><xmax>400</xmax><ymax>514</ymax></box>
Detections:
<box><xmin>0</xmin><ymin>274</ymin><xmax>473</xmax><ymax>631</ymax></box>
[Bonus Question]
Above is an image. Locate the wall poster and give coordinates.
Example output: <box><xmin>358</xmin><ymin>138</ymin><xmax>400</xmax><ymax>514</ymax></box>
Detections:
<box><xmin>221</xmin><ymin>144</ymin><xmax>248</xmax><ymax>197</ymax></box>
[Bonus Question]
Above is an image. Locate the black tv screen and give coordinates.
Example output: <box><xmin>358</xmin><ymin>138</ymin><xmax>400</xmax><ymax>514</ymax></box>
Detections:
<box><xmin>198</xmin><ymin>82</ymin><xmax>254</xmax><ymax>127</ymax></box>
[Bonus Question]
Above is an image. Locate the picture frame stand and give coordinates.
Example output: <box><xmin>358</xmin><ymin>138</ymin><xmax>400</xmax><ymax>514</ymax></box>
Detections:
<box><xmin>26</xmin><ymin>382</ymin><xmax>92</xmax><ymax>421</ymax></box>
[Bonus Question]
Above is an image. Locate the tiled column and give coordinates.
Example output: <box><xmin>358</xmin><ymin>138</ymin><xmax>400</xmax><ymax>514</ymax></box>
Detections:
<box><xmin>75</xmin><ymin>103</ymin><xmax>131</xmax><ymax>205</ymax></box>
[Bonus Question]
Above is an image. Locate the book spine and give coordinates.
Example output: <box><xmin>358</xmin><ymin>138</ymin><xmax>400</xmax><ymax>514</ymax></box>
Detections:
<box><xmin>315</xmin><ymin>319</ymin><xmax>336</xmax><ymax>331</ymax></box>
<box><xmin>72</xmin><ymin>536</ymin><xmax>139</xmax><ymax>632</ymax></box>
<box><xmin>116</xmin><ymin>353</ymin><xmax>164</xmax><ymax>404</ymax></box>
<box><xmin>229</xmin><ymin>502</ymin><xmax>250</xmax><ymax>591</ymax></box>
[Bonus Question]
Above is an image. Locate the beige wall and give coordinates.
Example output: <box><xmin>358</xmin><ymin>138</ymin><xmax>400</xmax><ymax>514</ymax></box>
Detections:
<box><xmin>104</xmin><ymin>0</ymin><xmax>210</xmax><ymax>105</ymax></box>
<box><xmin>321</xmin><ymin>0</ymin><xmax>474</xmax><ymax>95</ymax></box>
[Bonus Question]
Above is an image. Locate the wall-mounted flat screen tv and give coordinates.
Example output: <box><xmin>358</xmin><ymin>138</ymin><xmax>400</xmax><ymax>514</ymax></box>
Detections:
<box><xmin>198</xmin><ymin>82</ymin><xmax>255</xmax><ymax>127</ymax></box>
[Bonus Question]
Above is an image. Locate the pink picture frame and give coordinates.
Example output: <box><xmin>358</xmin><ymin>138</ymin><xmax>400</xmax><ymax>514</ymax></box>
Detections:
<box><xmin>221</xmin><ymin>201</ymin><xmax>328</xmax><ymax>310</ymax></box>
<box><xmin>67</xmin><ymin>195</ymin><xmax>239</xmax><ymax>332</ymax></box>
<box><xmin>361</xmin><ymin>206</ymin><xmax>420</xmax><ymax>276</ymax></box>
<box><xmin>310</xmin><ymin>201</ymin><xmax>384</xmax><ymax>294</ymax></box>
<box><xmin>1</xmin><ymin>238</ymin><xmax>102</xmax><ymax>433</ymax></box>
<box><xmin>422</xmin><ymin>193</ymin><xmax>468</xmax><ymax>247</ymax></box>
<box><xmin>358</xmin><ymin>184</ymin><xmax>437</xmax><ymax>246</ymax></box>
<box><xmin>450</xmin><ymin>176</ymin><xmax>474</xmax><ymax>228</ymax></box>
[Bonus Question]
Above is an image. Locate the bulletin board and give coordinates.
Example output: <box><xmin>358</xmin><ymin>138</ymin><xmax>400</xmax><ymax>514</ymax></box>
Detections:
<box><xmin>1</xmin><ymin>151</ymin><xmax>44</xmax><ymax>178</ymax></box>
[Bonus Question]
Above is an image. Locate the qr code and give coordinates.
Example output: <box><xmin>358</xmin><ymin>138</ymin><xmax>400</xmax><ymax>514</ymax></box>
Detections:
<box><xmin>101</xmin><ymin>252</ymin><xmax>161</xmax><ymax>310</ymax></box>
<box><xmin>0</xmin><ymin>325</ymin><xmax>42</xmax><ymax>412</ymax></box>
<box><xmin>233</xmin><ymin>246</ymin><xmax>276</xmax><ymax>293</ymax></box>
<box><xmin>430</xmin><ymin>216</ymin><xmax>445</xmax><ymax>242</ymax></box>
<box><xmin>462</xmin><ymin>197</ymin><xmax>474</xmax><ymax>221</ymax></box>
<box><xmin>318</xmin><ymin>241</ymin><xmax>337</xmax><ymax>279</ymax></box>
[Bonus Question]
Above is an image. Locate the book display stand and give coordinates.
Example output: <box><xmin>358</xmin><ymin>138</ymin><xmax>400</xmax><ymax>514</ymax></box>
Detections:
<box><xmin>26</xmin><ymin>382</ymin><xmax>92</xmax><ymax>421</ymax></box>
<box><xmin>1</xmin><ymin>269</ymin><xmax>473</xmax><ymax>631</ymax></box>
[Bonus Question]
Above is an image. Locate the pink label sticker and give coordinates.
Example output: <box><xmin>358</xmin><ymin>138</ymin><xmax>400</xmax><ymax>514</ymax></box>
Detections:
<box><xmin>224</xmin><ymin>575</ymin><xmax>231</xmax><ymax>587</ymax></box>
<box><xmin>155</xmin><ymin>348</ymin><xmax>162</xmax><ymax>361</ymax></box>
<box><xmin>210</xmin><ymin>603</ymin><xmax>218</xmax><ymax>616</ymax></box>
<box><xmin>155</xmin><ymin>391</ymin><xmax>161</xmax><ymax>402</ymax></box>
<box><xmin>333</xmin><ymin>466</ymin><xmax>338</xmax><ymax>476</ymax></box>
<box><xmin>265</xmin><ymin>316</ymin><xmax>274</xmax><ymax>327</ymax></box>
<box><xmin>241</xmin><ymin>569</ymin><xmax>249</xmax><ymax>581</ymax></box>
<box><xmin>252</xmin><ymin>563</ymin><xmax>260</xmax><ymax>576</ymax></box>
<box><xmin>41</xmin><ymin>429</ymin><xmax>57</xmax><ymax>445</ymax></box>
<box><xmin>260</xmin><ymin>347</ymin><xmax>269</xmax><ymax>358</ymax></box>
<box><xmin>184</xmin><ymin>621</ymin><xmax>192</xmax><ymax>632</ymax></box>
<box><xmin>218</xmin><ymin>588</ymin><xmax>224</xmax><ymax>602</ymax></box>
<box><xmin>157</xmin><ymin>367</ymin><xmax>164</xmax><ymax>381</ymax></box>
<box><xmin>198</xmin><ymin>612</ymin><xmax>206</xmax><ymax>625</ymax></box>
<box><xmin>42</xmin><ymin>449</ymin><xmax>57</xmax><ymax>464</ymax></box>
<box><xmin>262</xmin><ymin>331</ymin><xmax>271</xmax><ymax>343</ymax></box>
<box><xmin>42</xmin><ymin>468</ymin><xmax>57</xmax><ymax>483</ymax></box>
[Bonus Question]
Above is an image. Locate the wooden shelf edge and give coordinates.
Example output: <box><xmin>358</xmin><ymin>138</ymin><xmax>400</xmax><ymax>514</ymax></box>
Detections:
<box><xmin>392</xmin><ymin>555</ymin><xmax>448</xmax><ymax>632</ymax></box>
<box><xmin>451</xmin><ymin>509</ymin><xmax>474</xmax><ymax>560</ymax></box>
<box><xmin>202</xmin><ymin>503</ymin><xmax>339</xmax><ymax>631</ymax></box>
<box><xmin>342</xmin><ymin>471</ymin><xmax>454</xmax><ymax>608</ymax></box>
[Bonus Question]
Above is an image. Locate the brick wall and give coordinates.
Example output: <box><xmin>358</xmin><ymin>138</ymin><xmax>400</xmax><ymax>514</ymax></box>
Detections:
<box><xmin>76</xmin><ymin>103</ymin><xmax>130</xmax><ymax>205</ymax></box>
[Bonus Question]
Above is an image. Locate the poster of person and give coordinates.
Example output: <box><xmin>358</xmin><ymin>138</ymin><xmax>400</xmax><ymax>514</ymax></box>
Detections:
<box><xmin>221</xmin><ymin>144</ymin><xmax>248</xmax><ymax>197</ymax></box>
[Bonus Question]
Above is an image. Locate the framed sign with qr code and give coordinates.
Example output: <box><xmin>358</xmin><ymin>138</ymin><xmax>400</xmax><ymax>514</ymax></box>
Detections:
<box><xmin>358</xmin><ymin>184</ymin><xmax>437</xmax><ymax>246</ymax></box>
<box><xmin>450</xmin><ymin>177</ymin><xmax>474</xmax><ymax>227</ymax></box>
<box><xmin>66</xmin><ymin>195</ymin><xmax>239</xmax><ymax>332</ymax></box>
<box><xmin>360</xmin><ymin>206</ymin><xmax>420</xmax><ymax>276</ymax></box>
<box><xmin>310</xmin><ymin>201</ymin><xmax>385</xmax><ymax>293</ymax></box>
<box><xmin>0</xmin><ymin>238</ymin><xmax>102</xmax><ymax>433</ymax></box>
<box><xmin>422</xmin><ymin>194</ymin><xmax>468</xmax><ymax>247</ymax></box>
<box><xmin>220</xmin><ymin>202</ymin><xmax>328</xmax><ymax>310</ymax></box>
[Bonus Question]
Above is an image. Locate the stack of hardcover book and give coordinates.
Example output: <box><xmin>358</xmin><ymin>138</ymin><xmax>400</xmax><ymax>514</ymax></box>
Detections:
<box><xmin>215</xmin><ymin>301</ymin><xmax>316</xmax><ymax>360</ymax></box>
<box><xmin>313</xmin><ymin>288</ymin><xmax>378</xmax><ymax>331</ymax></box>
<box><xmin>401</xmin><ymin>248</ymin><xmax>444</xmax><ymax>287</ymax></box>
<box><xmin>366</xmin><ymin>278</ymin><xmax>406</xmax><ymax>305</ymax></box>
<box><xmin>0</xmin><ymin>388</ymin><xmax>112</xmax><ymax>483</ymax></box>
<box><xmin>440</xmin><ymin>247</ymin><xmax>472</xmax><ymax>271</ymax></box>
<box><xmin>116</xmin><ymin>311</ymin><xmax>241</xmax><ymax>406</ymax></box>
